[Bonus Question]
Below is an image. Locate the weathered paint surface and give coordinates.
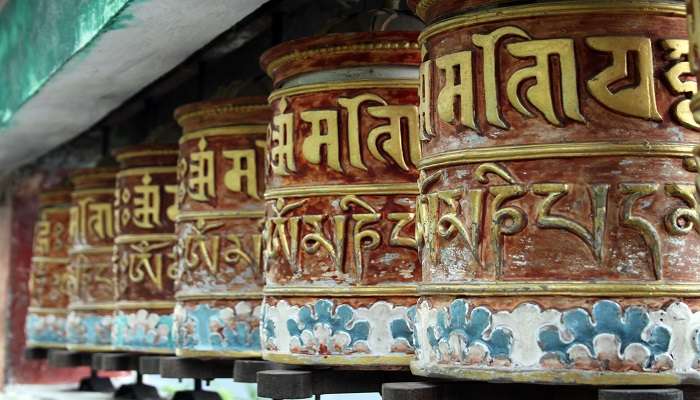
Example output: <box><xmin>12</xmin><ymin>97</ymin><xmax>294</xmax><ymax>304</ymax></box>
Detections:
<box><xmin>173</xmin><ymin>98</ymin><xmax>269</xmax><ymax>357</ymax></box>
<box><xmin>9</xmin><ymin>175</ymin><xmax>89</xmax><ymax>383</ymax></box>
<box><xmin>411</xmin><ymin>0</ymin><xmax>700</xmax><ymax>384</ymax></box>
<box><xmin>413</xmin><ymin>297</ymin><xmax>700</xmax><ymax>384</ymax></box>
<box><xmin>0</xmin><ymin>0</ymin><xmax>131</xmax><ymax>126</ymax></box>
<box><xmin>173</xmin><ymin>301</ymin><xmax>261</xmax><ymax>355</ymax></box>
<box><xmin>25</xmin><ymin>190</ymin><xmax>72</xmax><ymax>349</ymax></box>
<box><xmin>112</xmin><ymin>144</ymin><xmax>178</xmax><ymax>353</ymax></box>
<box><xmin>66</xmin><ymin>168</ymin><xmax>118</xmax><ymax>352</ymax></box>
<box><xmin>260</xmin><ymin>32</ymin><xmax>422</xmax><ymax>367</ymax></box>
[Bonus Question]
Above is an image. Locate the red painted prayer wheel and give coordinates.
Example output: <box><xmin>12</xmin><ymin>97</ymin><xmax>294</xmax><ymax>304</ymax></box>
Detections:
<box><xmin>410</xmin><ymin>0</ymin><xmax>700</xmax><ymax>385</ymax></box>
<box><xmin>65</xmin><ymin>167</ymin><xmax>118</xmax><ymax>352</ymax></box>
<box><xmin>172</xmin><ymin>97</ymin><xmax>270</xmax><ymax>358</ymax></box>
<box><xmin>25</xmin><ymin>188</ymin><xmax>72</xmax><ymax>349</ymax></box>
<box><xmin>112</xmin><ymin>144</ymin><xmax>179</xmax><ymax>353</ymax></box>
<box><xmin>260</xmin><ymin>32</ymin><xmax>422</xmax><ymax>367</ymax></box>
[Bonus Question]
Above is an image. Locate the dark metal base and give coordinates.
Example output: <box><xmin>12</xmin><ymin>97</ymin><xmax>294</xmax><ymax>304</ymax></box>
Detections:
<box><xmin>93</xmin><ymin>353</ymin><xmax>140</xmax><ymax>371</ymax></box>
<box><xmin>78</xmin><ymin>371</ymin><xmax>114</xmax><ymax>392</ymax></box>
<box><xmin>256</xmin><ymin>368</ymin><xmax>419</xmax><ymax>399</ymax></box>
<box><xmin>23</xmin><ymin>347</ymin><xmax>48</xmax><ymax>360</ymax></box>
<box><xmin>113</xmin><ymin>383</ymin><xmax>160</xmax><ymax>400</ymax></box>
<box><xmin>380</xmin><ymin>383</ymin><xmax>689</xmax><ymax>400</ymax></box>
<box><xmin>48</xmin><ymin>350</ymin><xmax>92</xmax><ymax>368</ymax></box>
<box><xmin>599</xmin><ymin>389</ymin><xmax>684</xmax><ymax>400</ymax></box>
<box><xmin>233</xmin><ymin>359</ymin><xmax>293</xmax><ymax>383</ymax></box>
<box><xmin>159</xmin><ymin>356</ymin><xmax>234</xmax><ymax>380</ymax></box>
<box><xmin>138</xmin><ymin>356</ymin><xmax>162</xmax><ymax>375</ymax></box>
<box><xmin>170</xmin><ymin>378</ymin><xmax>223</xmax><ymax>400</ymax></box>
<box><xmin>171</xmin><ymin>391</ymin><xmax>222</xmax><ymax>400</ymax></box>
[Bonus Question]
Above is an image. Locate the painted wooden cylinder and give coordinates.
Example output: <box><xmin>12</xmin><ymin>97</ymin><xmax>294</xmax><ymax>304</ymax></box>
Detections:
<box><xmin>65</xmin><ymin>168</ymin><xmax>118</xmax><ymax>352</ymax></box>
<box><xmin>410</xmin><ymin>0</ymin><xmax>700</xmax><ymax>385</ymax></box>
<box><xmin>26</xmin><ymin>188</ymin><xmax>72</xmax><ymax>349</ymax></box>
<box><xmin>260</xmin><ymin>32</ymin><xmax>422</xmax><ymax>367</ymax></box>
<box><xmin>689</xmin><ymin>0</ymin><xmax>700</xmax><ymax>122</ymax></box>
<box><xmin>172</xmin><ymin>98</ymin><xmax>270</xmax><ymax>358</ymax></box>
<box><xmin>112</xmin><ymin>145</ymin><xmax>179</xmax><ymax>354</ymax></box>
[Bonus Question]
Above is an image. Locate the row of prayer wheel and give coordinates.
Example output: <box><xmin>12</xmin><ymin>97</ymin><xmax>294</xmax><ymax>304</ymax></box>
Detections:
<box><xmin>23</xmin><ymin>0</ymin><xmax>700</xmax><ymax>386</ymax></box>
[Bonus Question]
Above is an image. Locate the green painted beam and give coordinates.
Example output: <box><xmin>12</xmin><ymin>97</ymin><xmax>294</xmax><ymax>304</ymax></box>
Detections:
<box><xmin>0</xmin><ymin>0</ymin><xmax>132</xmax><ymax>127</ymax></box>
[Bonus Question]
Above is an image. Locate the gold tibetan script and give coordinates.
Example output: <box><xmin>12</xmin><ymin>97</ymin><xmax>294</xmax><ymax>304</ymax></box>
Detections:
<box><xmin>123</xmin><ymin>240</ymin><xmax>177</xmax><ymax>290</ymax></box>
<box><xmin>34</xmin><ymin>220</ymin><xmax>51</xmax><ymax>254</ymax></box>
<box><xmin>133</xmin><ymin>174</ymin><xmax>161</xmax><ymax>228</ymax></box>
<box><xmin>270</xmin><ymin>93</ymin><xmax>420</xmax><ymax>176</ymax></box>
<box><xmin>423</xmin><ymin>27</ymin><xmax>695</xmax><ymax>131</ymax></box>
<box><xmin>264</xmin><ymin>195</ymin><xmax>416</xmax><ymax>280</ymax></box>
<box><xmin>662</xmin><ymin>39</ymin><xmax>700</xmax><ymax>129</ymax></box>
<box><xmin>417</xmin><ymin>164</ymin><xmax>700</xmax><ymax>280</ymax></box>
<box><xmin>223</xmin><ymin>149</ymin><xmax>260</xmax><ymax>199</ymax></box>
<box><xmin>188</xmin><ymin>138</ymin><xmax>215</xmax><ymax>201</ymax></box>
<box><xmin>71</xmin><ymin>197</ymin><xmax>114</xmax><ymax>242</ymax></box>
<box><xmin>270</xmin><ymin>97</ymin><xmax>296</xmax><ymax>176</ymax></box>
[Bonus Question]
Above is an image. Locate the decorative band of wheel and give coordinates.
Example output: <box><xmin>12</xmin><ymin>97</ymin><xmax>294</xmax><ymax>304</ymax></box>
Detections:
<box><xmin>173</xmin><ymin>300</ymin><xmax>262</xmax><ymax>357</ymax></box>
<box><xmin>412</xmin><ymin>297</ymin><xmax>700</xmax><ymax>385</ymax></box>
<box><xmin>261</xmin><ymin>296</ymin><xmax>416</xmax><ymax>366</ymax></box>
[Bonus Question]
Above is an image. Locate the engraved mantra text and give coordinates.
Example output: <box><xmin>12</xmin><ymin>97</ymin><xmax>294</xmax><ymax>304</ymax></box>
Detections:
<box><xmin>419</xmin><ymin>31</ymin><xmax>698</xmax><ymax>133</ymax></box>
<box><xmin>116</xmin><ymin>240</ymin><xmax>177</xmax><ymax>291</ymax></box>
<box><xmin>180</xmin><ymin>137</ymin><xmax>264</xmax><ymax>202</ymax></box>
<box><xmin>270</xmin><ymin>94</ymin><xmax>420</xmax><ymax>176</ymax></box>
<box><xmin>264</xmin><ymin>195</ymin><xmax>416</xmax><ymax>280</ymax></box>
<box><xmin>180</xmin><ymin>219</ymin><xmax>262</xmax><ymax>276</ymax></box>
<box><xmin>418</xmin><ymin>163</ymin><xmax>700</xmax><ymax>279</ymax></box>
<box><xmin>114</xmin><ymin>173</ymin><xmax>177</xmax><ymax>232</ymax></box>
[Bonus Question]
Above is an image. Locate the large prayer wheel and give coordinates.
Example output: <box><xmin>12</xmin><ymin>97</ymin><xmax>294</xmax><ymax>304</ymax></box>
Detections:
<box><xmin>172</xmin><ymin>98</ymin><xmax>269</xmax><ymax>358</ymax></box>
<box><xmin>65</xmin><ymin>168</ymin><xmax>118</xmax><ymax>352</ymax></box>
<box><xmin>26</xmin><ymin>188</ymin><xmax>72</xmax><ymax>349</ymax></box>
<box><xmin>112</xmin><ymin>144</ymin><xmax>179</xmax><ymax>353</ymax></box>
<box><xmin>260</xmin><ymin>32</ymin><xmax>422</xmax><ymax>367</ymax></box>
<box><xmin>409</xmin><ymin>0</ymin><xmax>700</xmax><ymax>385</ymax></box>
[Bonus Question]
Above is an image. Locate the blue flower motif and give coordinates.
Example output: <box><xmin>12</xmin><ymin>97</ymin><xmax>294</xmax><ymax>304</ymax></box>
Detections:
<box><xmin>26</xmin><ymin>314</ymin><xmax>66</xmax><ymax>345</ymax></box>
<box><xmin>428</xmin><ymin>299</ymin><xmax>512</xmax><ymax>360</ymax></box>
<box><xmin>390</xmin><ymin>305</ymin><xmax>416</xmax><ymax>348</ymax></box>
<box><xmin>218</xmin><ymin>321</ymin><xmax>260</xmax><ymax>351</ymax></box>
<box><xmin>538</xmin><ymin>300</ymin><xmax>671</xmax><ymax>367</ymax></box>
<box><xmin>287</xmin><ymin>299</ymin><xmax>369</xmax><ymax>352</ymax></box>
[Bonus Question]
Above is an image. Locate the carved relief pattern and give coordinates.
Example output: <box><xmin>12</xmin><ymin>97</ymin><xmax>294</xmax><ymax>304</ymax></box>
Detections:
<box><xmin>114</xmin><ymin>238</ymin><xmax>178</xmax><ymax>300</ymax></box>
<box><xmin>66</xmin><ymin>171</ymin><xmax>119</xmax><ymax>351</ymax></box>
<box><xmin>412</xmin><ymin>1</ymin><xmax>700</xmax><ymax>383</ymax></box>
<box><xmin>66</xmin><ymin>312</ymin><xmax>113</xmax><ymax>348</ymax></box>
<box><xmin>262</xmin><ymin>32</ymin><xmax>422</xmax><ymax>364</ymax></box>
<box><xmin>419</xmin><ymin>17</ymin><xmax>700</xmax><ymax>157</ymax></box>
<box><xmin>264</xmin><ymin>194</ymin><xmax>418</xmax><ymax>286</ymax></box>
<box><xmin>111</xmin><ymin>309</ymin><xmax>174</xmax><ymax>352</ymax></box>
<box><xmin>417</xmin><ymin>157</ymin><xmax>700</xmax><ymax>282</ymax></box>
<box><xmin>112</xmin><ymin>147</ymin><xmax>178</xmax><ymax>352</ymax></box>
<box><xmin>414</xmin><ymin>299</ymin><xmax>700</xmax><ymax>376</ymax></box>
<box><xmin>25</xmin><ymin>314</ymin><xmax>68</xmax><ymax>346</ymax></box>
<box><xmin>173</xmin><ymin>301</ymin><xmax>261</xmax><ymax>354</ymax></box>
<box><xmin>262</xmin><ymin>298</ymin><xmax>415</xmax><ymax>358</ymax></box>
<box><xmin>26</xmin><ymin>193</ymin><xmax>71</xmax><ymax>348</ymax></box>
<box><xmin>173</xmin><ymin>99</ymin><xmax>269</xmax><ymax>357</ymax></box>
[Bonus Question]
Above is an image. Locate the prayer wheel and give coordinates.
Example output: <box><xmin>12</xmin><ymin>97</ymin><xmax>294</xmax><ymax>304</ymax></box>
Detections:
<box><xmin>172</xmin><ymin>98</ymin><xmax>269</xmax><ymax>358</ymax></box>
<box><xmin>409</xmin><ymin>0</ymin><xmax>700</xmax><ymax>385</ymax></box>
<box><xmin>26</xmin><ymin>188</ymin><xmax>72</xmax><ymax>349</ymax></box>
<box><xmin>260</xmin><ymin>32</ymin><xmax>422</xmax><ymax>367</ymax></box>
<box><xmin>66</xmin><ymin>168</ymin><xmax>118</xmax><ymax>352</ymax></box>
<box><xmin>112</xmin><ymin>144</ymin><xmax>179</xmax><ymax>353</ymax></box>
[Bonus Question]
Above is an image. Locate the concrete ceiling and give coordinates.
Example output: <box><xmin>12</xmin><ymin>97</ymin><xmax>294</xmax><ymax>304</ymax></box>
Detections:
<box><xmin>0</xmin><ymin>0</ymin><xmax>268</xmax><ymax>172</ymax></box>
